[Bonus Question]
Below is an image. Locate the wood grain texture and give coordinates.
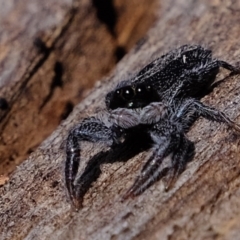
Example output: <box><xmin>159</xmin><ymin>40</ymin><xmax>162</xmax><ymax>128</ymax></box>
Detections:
<box><xmin>0</xmin><ymin>0</ymin><xmax>157</xmax><ymax>175</ymax></box>
<box><xmin>1</xmin><ymin>0</ymin><xmax>240</xmax><ymax>239</ymax></box>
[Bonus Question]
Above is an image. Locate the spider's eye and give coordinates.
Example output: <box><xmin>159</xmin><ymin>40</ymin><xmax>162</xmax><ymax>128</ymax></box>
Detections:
<box><xmin>121</xmin><ymin>87</ymin><xmax>134</xmax><ymax>100</ymax></box>
<box><xmin>136</xmin><ymin>85</ymin><xmax>148</xmax><ymax>96</ymax></box>
<box><xmin>136</xmin><ymin>87</ymin><xmax>142</xmax><ymax>93</ymax></box>
<box><xmin>146</xmin><ymin>85</ymin><xmax>152</xmax><ymax>90</ymax></box>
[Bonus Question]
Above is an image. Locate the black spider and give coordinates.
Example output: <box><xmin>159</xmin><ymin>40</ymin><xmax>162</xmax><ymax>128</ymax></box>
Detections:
<box><xmin>65</xmin><ymin>45</ymin><xmax>240</xmax><ymax>209</ymax></box>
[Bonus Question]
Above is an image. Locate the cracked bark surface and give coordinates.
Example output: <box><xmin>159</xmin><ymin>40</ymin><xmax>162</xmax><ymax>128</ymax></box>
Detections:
<box><xmin>0</xmin><ymin>0</ymin><xmax>157</xmax><ymax>176</ymax></box>
<box><xmin>1</xmin><ymin>0</ymin><xmax>240</xmax><ymax>239</ymax></box>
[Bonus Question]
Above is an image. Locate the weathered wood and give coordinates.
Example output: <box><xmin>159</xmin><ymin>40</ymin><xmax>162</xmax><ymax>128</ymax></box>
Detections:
<box><xmin>1</xmin><ymin>0</ymin><xmax>240</xmax><ymax>239</ymax></box>
<box><xmin>0</xmin><ymin>0</ymin><xmax>157</xmax><ymax>175</ymax></box>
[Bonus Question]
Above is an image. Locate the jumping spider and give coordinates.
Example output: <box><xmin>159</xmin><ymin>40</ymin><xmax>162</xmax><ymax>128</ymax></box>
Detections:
<box><xmin>65</xmin><ymin>45</ymin><xmax>240</xmax><ymax>208</ymax></box>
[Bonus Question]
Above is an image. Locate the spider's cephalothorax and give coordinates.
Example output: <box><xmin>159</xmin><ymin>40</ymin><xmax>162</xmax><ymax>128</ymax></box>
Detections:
<box><xmin>65</xmin><ymin>45</ymin><xmax>240</xmax><ymax>209</ymax></box>
<box><xmin>105</xmin><ymin>81</ymin><xmax>161</xmax><ymax>109</ymax></box>
<box><xmin>106</xmin><ymin>45</ymin><xmax>238</xmax><ymax>107</ymax></box>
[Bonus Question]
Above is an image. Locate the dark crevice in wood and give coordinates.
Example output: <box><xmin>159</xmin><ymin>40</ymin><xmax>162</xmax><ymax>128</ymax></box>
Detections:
<box><xmin>92</xmin><ymin>0</ymin><xmax>117</xmax><ymax>37</ymax></box>
<box><xmin>0</xmin><ymin>98</ymin><xmax>8</xmax><ymax>111</ymax></box>
<box><xmin>114</xmin><ymin>45</ymin><xmax>127</xmax><ymax>62</ymax></box>
<box><xmin>0</xmin><ymin>5</ymin><xmax>77</xmax><ymax>127</ymax></box>
<box><xmin>60</xmin><ymin>101</ymin><xmax>74</xmax><ymax>121</ymax></box>
<box><xmin>40</xmin><ymin>61</ymin><xmax>64</xmax><ymax>110</ymax></box>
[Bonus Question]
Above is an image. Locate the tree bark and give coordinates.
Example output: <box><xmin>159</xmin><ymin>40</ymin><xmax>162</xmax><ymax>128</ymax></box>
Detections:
<box><xmin>0</xmin><ymin>0</ymin><xmax>157</xmax><ymax>175</ymax></box>
<box><xmin>1</xmin><ymin>0</ymin><xmax>240</xmax><ymax>239</ymax></box>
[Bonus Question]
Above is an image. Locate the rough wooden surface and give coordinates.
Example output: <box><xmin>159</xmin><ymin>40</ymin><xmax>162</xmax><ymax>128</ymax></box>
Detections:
<box><xmin>1</xmin><ymin>0</ymin><xmax>240</xmax><ymax>239</ymax></box>
<box><xmin>0</xmin><ymin>0</ymin><xmax>157</xmax><ymax>176</ymax></box>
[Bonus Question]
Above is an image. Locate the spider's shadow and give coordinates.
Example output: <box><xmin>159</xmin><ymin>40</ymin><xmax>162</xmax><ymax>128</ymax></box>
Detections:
<box><xmin>74</xmin><ymin>128</ymin><xmax>153</xmax><ymax>199</ymax></box>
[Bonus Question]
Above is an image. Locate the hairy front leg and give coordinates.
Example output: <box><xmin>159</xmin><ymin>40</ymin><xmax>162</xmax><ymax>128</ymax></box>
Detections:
<box><xmin>65</xmin><ymin>117</ymin><xmax>119</xmax><ymax>209</ymax></box>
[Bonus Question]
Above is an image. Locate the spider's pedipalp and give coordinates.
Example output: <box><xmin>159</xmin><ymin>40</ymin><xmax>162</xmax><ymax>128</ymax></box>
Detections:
<box><xmin>140</xmin><ymin>102</ymin><xmax>168</xmax><ymax>124</ymax></box>
<box><xmin>109</xmin><ymin>108</ymin><xmax>140</xmax><ymax>128</ymax></box>
<box><xmin>109</xmin><ymin>101</ymin><xmax>168</xmax><ymax>128</ymax></box>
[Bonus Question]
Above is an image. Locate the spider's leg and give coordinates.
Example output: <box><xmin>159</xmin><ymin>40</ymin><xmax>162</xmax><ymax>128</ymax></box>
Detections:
<box><xmin>190</xmin><ymin>100</ymin><xmax>240</xmax><ymax>132</ymax></box>
<box><xmin>66</xmin><ymin>132</ymin><xmax>80</xmax><ymax>208</ymax></box>
<box><xmin>196</xmin><ymin>59</ymin><xmax>240</xmax><ymax>77</ymax></box>
<box><xmin>217</xmin><ymin>60</ymin><xmax>240</xmax><ymax>74</ymax></box>
<box><xmin>123</xmin><ymin>133</ymin><xmax>194</xmax><ymax>198</ymax></box>
<box><xmin>163</xmin><ymin>136</ymin><xmax>195</xmax><ymax>190</ymax></box>
<box><xmin>123</xmin><ymin>127</ymin><xmax>182</xmax><ymax>198</ymax></box>
<box><xmin>172</xmin><ymin>98</ymin><xmax>240</xmax><ymax>132</ymax></box>
<box><xmin>203</xmin><ymin>59</ymin><xmax>240</xmax><ymax>75</ymax></box>
<box><xmin>65</xmin><ymin>117</ymin><xmax>118</xmax><ymax>209</ymax></box>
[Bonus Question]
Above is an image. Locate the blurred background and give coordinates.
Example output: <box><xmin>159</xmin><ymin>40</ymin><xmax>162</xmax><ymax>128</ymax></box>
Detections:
<box><xmin>0</xmin><ymin>0</ymin><xmax>158</xmax><ymax>179</ymax></box>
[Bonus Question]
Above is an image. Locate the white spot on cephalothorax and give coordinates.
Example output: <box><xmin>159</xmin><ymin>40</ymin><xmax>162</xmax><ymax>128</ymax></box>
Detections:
<box><xmin>183</xmin><ymin>55</ymin><xmax>187</xmax><ymax>63</ymax></box>
<box><xmin>128</xmin><ymin>102</ymin><xmax>134</xmax><ymax>107</ymax></box>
